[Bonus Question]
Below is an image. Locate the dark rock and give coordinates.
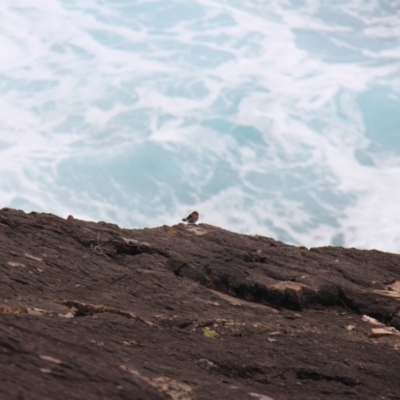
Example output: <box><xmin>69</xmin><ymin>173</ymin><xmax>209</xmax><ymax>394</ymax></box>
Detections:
<box><xmin>1</xmin><ymin>208</ymin><xmax>400</xmax><ymax>400</ymax></box>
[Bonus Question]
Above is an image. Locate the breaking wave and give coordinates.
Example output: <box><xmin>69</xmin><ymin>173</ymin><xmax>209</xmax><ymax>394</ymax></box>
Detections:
<box><xmin>1</xmin><ymin>0</ymin><xmax>400</xmax><ymax>252</ymax></box>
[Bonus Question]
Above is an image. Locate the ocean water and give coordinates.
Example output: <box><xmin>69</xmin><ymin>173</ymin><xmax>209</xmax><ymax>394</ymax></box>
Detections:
<box><xmin>1</xmin><ymin>0</ymin><xmax>400</xmax><ymax>253</ymax></box>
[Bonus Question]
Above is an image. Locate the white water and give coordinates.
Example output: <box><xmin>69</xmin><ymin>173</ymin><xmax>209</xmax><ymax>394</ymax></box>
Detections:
<box><xmin>1</xmin><ymin>0</ymin><xmax>400</xmax><ymax>252</ymax></box>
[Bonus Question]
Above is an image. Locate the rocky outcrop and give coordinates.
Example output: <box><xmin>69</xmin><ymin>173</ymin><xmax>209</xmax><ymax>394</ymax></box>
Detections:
<box><xmin>1</xmin><ymin>208</ymin><xmax>400</xmax><ymax>400</ymax></box>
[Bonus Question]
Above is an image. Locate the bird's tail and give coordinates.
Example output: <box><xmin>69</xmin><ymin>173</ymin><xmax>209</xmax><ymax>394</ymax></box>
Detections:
<box><xmin>182</xmin><ymin>218</ymin><xmax>187</xmax><ymax>222</ymax></box>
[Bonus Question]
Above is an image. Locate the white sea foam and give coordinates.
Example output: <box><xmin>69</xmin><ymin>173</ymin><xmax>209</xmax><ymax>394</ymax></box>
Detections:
<box><xmin>0</xmin><ymin>0</ymin><xmax>399</xmax><ymax>253</ymax></box>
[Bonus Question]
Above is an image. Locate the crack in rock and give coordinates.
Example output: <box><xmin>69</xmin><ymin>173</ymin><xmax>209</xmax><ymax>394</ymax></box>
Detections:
<box><xmin>57</xmin><ymin>300</ymin><xmax>153</xmax><ymax>326</ymax></box>
<box><xmin>89</xmin><ymin>236</ymin><xmax>170</xmax><ymax>259</ymax></box>
<box><xmin>296</xmin><ymin>368</ymin><xmax>359</xmax><ymax>387</ymax></box>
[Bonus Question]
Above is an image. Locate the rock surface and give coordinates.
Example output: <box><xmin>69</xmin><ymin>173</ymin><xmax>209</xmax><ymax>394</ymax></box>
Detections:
<box><xmin>1</xmin><ymin>208</ymin><xmax>400</xmax><ymax>400</ymax></box>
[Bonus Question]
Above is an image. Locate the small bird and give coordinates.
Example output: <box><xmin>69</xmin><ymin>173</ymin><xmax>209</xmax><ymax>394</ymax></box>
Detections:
<box><xmin>182</xmin><ymin>211</ymin><xmax>199</xmax><ymax>224</ymax></box>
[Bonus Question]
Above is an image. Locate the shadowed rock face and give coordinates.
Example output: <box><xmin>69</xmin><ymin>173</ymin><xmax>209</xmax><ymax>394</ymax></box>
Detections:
<box><xmin>1</xmin><ymin>208</ymin><xmax>400</xmax><ymax>400</ymax></box>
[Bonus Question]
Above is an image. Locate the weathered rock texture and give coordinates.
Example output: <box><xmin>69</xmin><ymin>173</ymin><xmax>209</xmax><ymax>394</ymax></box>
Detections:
<box><xmin>1</xmin><ymin>208</ymin><xmax>400</xmax><ymax>400</ymax></box>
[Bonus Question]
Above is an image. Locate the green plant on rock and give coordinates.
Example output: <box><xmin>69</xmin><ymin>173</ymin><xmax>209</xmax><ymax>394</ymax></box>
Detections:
<box><xmin>202</xmin><ymin>327</ymin><xmax>219</xmax><ymax>339</ymax></box>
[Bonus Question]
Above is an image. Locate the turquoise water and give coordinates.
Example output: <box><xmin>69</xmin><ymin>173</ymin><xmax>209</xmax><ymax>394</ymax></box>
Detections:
<box><xmin>1</xmin><ymin>0</ymin><xmax>400</xmax><ymax>252</ymax></box>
